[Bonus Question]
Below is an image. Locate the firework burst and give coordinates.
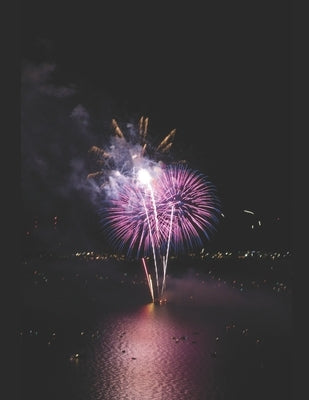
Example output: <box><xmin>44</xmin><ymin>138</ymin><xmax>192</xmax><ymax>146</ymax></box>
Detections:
<box><xmin>155</xmin><ymin>164</ymin><xmax>221</xmax><ymax>253</ymax></box>
<box><xmin>87</xmin><ymin>117</ymin><xmax>220</xmax><ymax>302</ymax></box>
<box><xmin>100</xmin><ymin>164</ymin><xmax>220</xmax><ymax>255</ymax></box>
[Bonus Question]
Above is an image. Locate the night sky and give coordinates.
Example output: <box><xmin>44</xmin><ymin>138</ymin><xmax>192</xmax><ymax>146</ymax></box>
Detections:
<box><xmin>19</xmin><ymin>1</ymin><xmax>292</xmax><ymax>252</ymax></box>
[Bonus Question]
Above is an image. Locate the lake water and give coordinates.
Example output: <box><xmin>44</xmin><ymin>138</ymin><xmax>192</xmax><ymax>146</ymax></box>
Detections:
<box><xmin>17</xmin><ymin>255</ymin><xmax>292</xmax><ymax>399</ymax></box>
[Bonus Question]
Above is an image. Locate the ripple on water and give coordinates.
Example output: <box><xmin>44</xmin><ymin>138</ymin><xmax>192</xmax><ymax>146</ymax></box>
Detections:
<box><xmin>82</xmin><ymin>303</ymin><xmax>218</xmax><ymax>400</ymax></box>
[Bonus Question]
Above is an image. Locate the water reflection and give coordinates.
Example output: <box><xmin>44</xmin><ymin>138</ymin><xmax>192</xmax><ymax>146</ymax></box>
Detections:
<box><xmin>19</xmin><ymin>257</ymin><xmax>292</xmax><ymax>400</ymax></box>
<box><xmin>90</xmin><ymin>303</ymin><xmax>216</xmax><ymax>400</ymax></box>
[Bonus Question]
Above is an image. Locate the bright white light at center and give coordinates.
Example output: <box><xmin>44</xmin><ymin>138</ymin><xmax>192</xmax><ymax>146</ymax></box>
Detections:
<box><xmin>137</xmin><ymin>168</ymin><xmax>151</xmax><ymax>185</ymax></box>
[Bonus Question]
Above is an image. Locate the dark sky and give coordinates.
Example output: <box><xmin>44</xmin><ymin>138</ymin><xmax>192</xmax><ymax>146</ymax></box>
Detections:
<box><xmin>19</xmin><ymin>1</ymin><xmax>292</xmax><ymax>252</ymax></box>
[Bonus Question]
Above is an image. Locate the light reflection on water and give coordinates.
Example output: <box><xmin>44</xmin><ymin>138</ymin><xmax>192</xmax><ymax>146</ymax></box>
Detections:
<box><xmin>19</xmin><ymin>259</ymin><xmax>292</xmax><ymax>400</ymax></box>
<box><xmin>85</xmin><ymin>303</ymin><xmax>217</xmax><ymax>400</ymax></box>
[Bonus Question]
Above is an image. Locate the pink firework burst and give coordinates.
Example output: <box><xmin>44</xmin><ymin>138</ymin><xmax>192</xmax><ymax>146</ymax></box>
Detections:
<box><xmin>100</xmin><ymin>181</ymin><xmax>159</xmax><ymax>258</ymax></box>
<box><xmin>100</xmin><ymin>163</ymin><xmax>220</xmax><ymax>258</ymax></box>
<box><xmin>156</xmin><ymin>164</ymin><xmax>221</xmax><ymax>254</ymax></box>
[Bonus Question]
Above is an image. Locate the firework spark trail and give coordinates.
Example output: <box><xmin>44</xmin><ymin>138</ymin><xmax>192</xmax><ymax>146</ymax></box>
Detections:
<box><xmin>147</xmin><ymin>180</ymin><xmax>165</xmax><ymax>299</ymax></box>
<box><xmin>111</xmin><ymin>118</ymin><xmax>125</xmax><ymax>139</ymax></box>
<box><xmin>156</xmin><ymin>129</ymin><xmax>176</xmax><ymax>152</ymax></box>
<box><xmin>137</xmin><ymin>168</ymin><xmax>167</xmax><ymax>299</ymax></box>
<box><xmin>136</xmin><ymin>168</ymin><xmax>160</xmax><ymax>239</ymax></box>
<box><xmin>141</xmin><ymin>143</ymin><xmax>147</xmax><ymax>157</ymax></box>
<box><xmin>161</xmin><ymin>204</ymin><xmax>174</xmax><ymax>298</ymax></box>
<box><xmin>147</xmin><ymin>182</ymin><xmax>160</xmax><ymax>242</ymax></box>
<box><xmin>148</xmin><ymin>274</ymin><xmax>154</xmax><ymax>303</ymax></box>
<box><xmin>142</xmin><ymin>257</ymin><xmax>154</xmax><ymax>302</ymax></box>
<box><xmin>138</xmin><ymin>116</ymin><xmax>149</xmax><ymax>144</ymax></box>
<box><xmin>141</xmin><ymin>194</ymin><xmax>160</xmax><ymax>297</ymax></box>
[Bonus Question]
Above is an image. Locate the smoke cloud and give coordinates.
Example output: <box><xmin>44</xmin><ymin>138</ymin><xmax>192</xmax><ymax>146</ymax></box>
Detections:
<box><xmin>21</xmin><ymin>62</ymin><xmax>107</xmax><ymax>250</ymax></box>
